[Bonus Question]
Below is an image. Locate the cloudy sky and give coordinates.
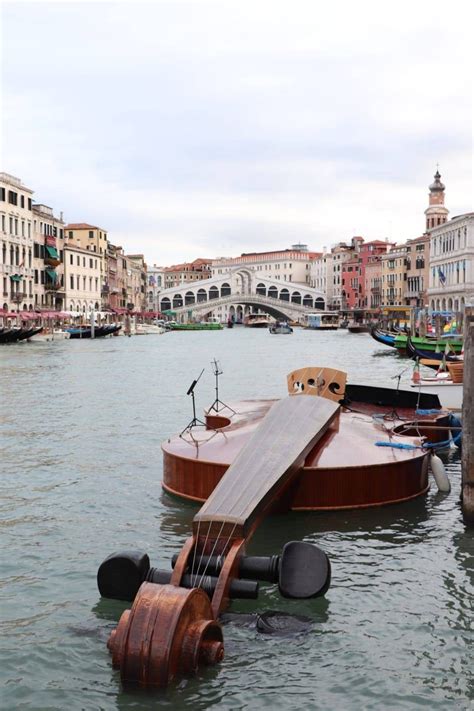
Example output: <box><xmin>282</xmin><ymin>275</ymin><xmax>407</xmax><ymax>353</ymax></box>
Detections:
<box><xmin>1</xmin><ymin>0</ymin><xmax>472</xmax><ymax>264</ymax></box>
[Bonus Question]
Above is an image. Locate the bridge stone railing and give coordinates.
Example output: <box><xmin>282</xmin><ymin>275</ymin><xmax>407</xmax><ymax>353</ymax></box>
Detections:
<box><xmin>163</xmin><ymin>293</ymin><xmax>319</xmax><ymax>321</ymax></box>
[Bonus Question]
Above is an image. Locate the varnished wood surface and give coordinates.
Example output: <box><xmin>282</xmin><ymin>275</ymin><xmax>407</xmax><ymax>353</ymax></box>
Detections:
<box><xmin>162</xmin><ymin>397</ymin><xmax>444</xmax><ymax>510</ymax></box>
<box><xmin>193</xmin><ymin>396</ymin><xmax>339</xmax><ymax>537</ymax></box>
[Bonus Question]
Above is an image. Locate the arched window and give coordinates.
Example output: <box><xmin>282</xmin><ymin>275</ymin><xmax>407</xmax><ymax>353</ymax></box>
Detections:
<box><xmin>185</xmin><ymin>291</ymin><xmax>195</xmax><ymax>305</ymax></box>
<box><xmin>15</xmin><ymin>245</ymin><xmax>20</xmax><ymax>265</ymax></box>
<box><xmin>447</xmin><ymin>298</ymin><xmax>453</xmax><ymax>311</ymax></box>
<box><xmin>430</xmin><ymin>300</ymin><xmax>435</xmax><ymax>310</ymax></box>
<box><xmin>220</xmin><ymin>282</ymin><xmax>231</xmax><ymax>297</ymax></box>
<box><xmin>209</xmin><ymin>286</ymin><xmax>219</xmax><ymax>300</ymax></box>
<box><xmin>303</xmin><ymin>294</ymin><xmax>313</xmax><ymax>307</ymax></box>
<box><xmin>314</xmin><ymin>297</ymin><xmax>325</xmax><ymax>310</ymax></box>
<box><xmin>256</xmin><ymin>283</ymin><xmax>266</xmax><ymax>296</ymax></box>
<box><xmin>160</xmin><ymin>297</ymin><xmax>171</xmax><ymax>311</ymax></box>
<box><xmin>2</xmin><ymin>302</ymin><xmax>7</xmax><ymax>311</ymax></box>
<box><xmin>268</xmin><ymin>286</ymin><xmax>278</xmax><ymax>299</ymax></box>
<box><xmin>291</xmin><ymin>291</ymin><xmax>301</xmax><ymax>304</ymax></box>
<box><xmin>197</xmin><ymin>289</ymin><xmax>207</xmax><ymax>303</ymax></box>
<box><xmin>441</xmin><ymin>298</ymin><xmax>446</xmax><ymax>311</ymax></box>
<box><xmin>454</xmin><ymin>299</ymin><xmax>459</xmax><ymax>311</ymax></box>
<box><xmin>94</xmin><ymin>302</ymin><xmax>99</xmax><ymax>310</ymax></box>
<box><xmin>279</xmin><ymin>288</ymin><xmax>290</xmax><ymax>302</ymax></box>
<box><xmin>173</xmin><ymin>294</ymin><xmax>183</xmax><ymax>308</ymax></box>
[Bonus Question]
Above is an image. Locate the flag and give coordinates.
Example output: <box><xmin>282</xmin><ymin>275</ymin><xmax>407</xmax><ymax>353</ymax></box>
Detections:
<box><xmin>438</xmin><ymin>267</ymin><xmax>446</xmax><ymax>286</ymax></box>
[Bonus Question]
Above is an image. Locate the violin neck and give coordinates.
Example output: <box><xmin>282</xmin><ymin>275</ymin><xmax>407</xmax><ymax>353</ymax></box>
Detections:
<box><xmin>193</xmin><ymin>395</ymin><xmax>340</xmax><ymax>544</ymax></box>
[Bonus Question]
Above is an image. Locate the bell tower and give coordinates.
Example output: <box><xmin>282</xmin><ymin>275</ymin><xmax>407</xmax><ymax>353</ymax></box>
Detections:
<box><xmin>424</xmin><ymin>168</ymin><xmax>449</xmax><ymax>231</ymax></box>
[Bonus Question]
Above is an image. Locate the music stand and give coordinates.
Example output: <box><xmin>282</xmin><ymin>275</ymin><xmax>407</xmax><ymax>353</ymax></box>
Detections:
<box><xmin>207</xmin><ymin>359</ymin><xmax>236</xmax><ymax>415</ymax></box>
<box><xmin>180</xmin><ymin>368</ymin><xmax>207</xmax><ymax>436</ymax></box>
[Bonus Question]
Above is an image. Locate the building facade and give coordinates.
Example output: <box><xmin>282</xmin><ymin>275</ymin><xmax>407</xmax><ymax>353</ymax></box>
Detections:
<box><xmin>32</xmin><ymin>203</ymin><xmax>65</xmax><ymax>310</ymax></box>
<box><xmin>381</xmin><ymin>244</ymin><xmax>408</xmax><ymax>306</ymax></box>
<box><xmin>0</xmin><ymin>172</ymin><xmax>35</xmax><ymax>312</ymax></box>
<box><xmin>211</xmin><ymin>245</ymin><xmax>318</xmax><ymax>286</ymax></box>
<box><xmin>63</xmin><ymin>243</ymin><xmax>102</xmax><ymax>312</ymax></box>
<box><xmin>427</xmin><ymin>212</ymin><xmax>474</xmax><ymax>312</ymax></box>
<box><xmin>147</xmin><ymin>264</ymin><xmax>166</xmax><ymax>311</ymax></box>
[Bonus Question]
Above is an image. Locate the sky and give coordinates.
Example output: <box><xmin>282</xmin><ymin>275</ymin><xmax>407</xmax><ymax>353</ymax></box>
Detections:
<box><xmin>1</xmin><ymin>0</ymin><xmax>472</xmax><ymax>265</ymax></box>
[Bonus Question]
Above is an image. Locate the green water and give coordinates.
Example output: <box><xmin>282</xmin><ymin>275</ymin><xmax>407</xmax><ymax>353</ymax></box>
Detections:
<box><xmin>0</xmin><ymin>329</ymin><xmax>472</xmax><ymax>710</ymax></box>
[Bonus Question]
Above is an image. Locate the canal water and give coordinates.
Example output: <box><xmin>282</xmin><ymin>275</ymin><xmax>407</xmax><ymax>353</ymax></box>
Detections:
<box><xmin>0</xmin><ymin>328</ymin><xmax>472</xmax><ymax>710</ymax></box>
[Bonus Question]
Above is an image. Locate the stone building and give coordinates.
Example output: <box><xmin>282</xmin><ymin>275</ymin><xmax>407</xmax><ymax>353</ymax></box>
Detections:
<box><xmin>424</xmin><ymin>170</ymin><xmax>449</xmax><ymax>231</ymax></box>
<box><xmin>32</xmin><ymin>203</ymin><xmax>65</xmax><ymax>310</ymax></box>
<box><xmin>381</xmin><ymin>244</ymin><xmax>408</xmax><ymax>306</ymax></box>
<box><xmin>0</xmin><ymin>172</ymin><xmax>35</xmax><ymax>312</ymax></box>
<box><xmin>212</xmin><ymin>245</ymin><xmax>317</xmax><ymax>286</ymax></box>
<box><xmin>165</xmin><ymin>258</ymin><xmax>212</xmax><ymax>289</ymax></box>
<box><xmin>63</xmin><ymin>243</ymin><xmax>102</xmax><ymax>313</ymax></box>
<box><xmin>428</xmin><ymin>212</ymin><xmax>474</xmax><ymax>313</ymax></box>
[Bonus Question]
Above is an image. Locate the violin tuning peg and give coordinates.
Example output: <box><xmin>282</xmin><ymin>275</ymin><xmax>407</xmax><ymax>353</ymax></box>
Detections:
<box><xmin>278</xmin><ymin>541</ymin><xmax>331</xmax><ymax>599</ymax></box>
<box><xmin>97</xmin><ymin>550</ymin><xmax>150</xmax><ymax>601</ymax></box>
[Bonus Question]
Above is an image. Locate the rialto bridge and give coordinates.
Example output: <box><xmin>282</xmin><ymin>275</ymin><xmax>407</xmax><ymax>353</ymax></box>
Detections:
<box><xmin>158</xmin><ymin>268</ymin><xmax>325</xmax><ymax>322</ymax></box>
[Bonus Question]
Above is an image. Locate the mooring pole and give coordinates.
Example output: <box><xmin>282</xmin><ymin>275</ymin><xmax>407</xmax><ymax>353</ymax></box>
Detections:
<box><xmin>462</xmin><ymin>305</ymin><xmax>474</xmax><ymax>525</ymax></box>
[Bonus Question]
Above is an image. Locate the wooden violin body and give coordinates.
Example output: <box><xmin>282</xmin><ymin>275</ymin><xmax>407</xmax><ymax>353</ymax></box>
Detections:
<box><xmin>98</xmin><ymin>367</ymin><xmax>450</xmax><ymax>689</ymax></box>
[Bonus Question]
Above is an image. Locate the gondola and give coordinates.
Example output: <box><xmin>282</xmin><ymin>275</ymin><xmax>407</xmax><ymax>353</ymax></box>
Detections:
<box><xmin>97</xmin><ymin>367</ymin><xmax>451</xmax><ymax>690</ymax></box>
<box><xmin>406</xmin><ymin>336</ymin><xmax>463</xmax><ymax>363</ymax></box>
<box><xmin>370</xmin><ymin>326</ymin><xmax>397</xmax><ymax>348</ymax></box>
<box><xmin>66</xmin><ymin>324</ymin><xmax>121</xmax><ymax>339</ymax></box>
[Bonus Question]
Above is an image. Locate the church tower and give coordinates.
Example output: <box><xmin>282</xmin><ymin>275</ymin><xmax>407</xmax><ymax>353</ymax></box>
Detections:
<box><xmin>424</xmin><ymin>169</ymin><xmax>449</xmax><ymax>231</ymax></box>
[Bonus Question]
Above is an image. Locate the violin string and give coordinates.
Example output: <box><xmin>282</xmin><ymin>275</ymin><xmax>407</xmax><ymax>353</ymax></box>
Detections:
<box><xmin>196</xmin><ymin>520</ymin><xmax>226</xmax><ymax>589</ymax></box>
<box><xmin>197</xmin><ymin>520</ymin><xmax>238</xmax><ymax>591</ymax></box>
<box><xmin>189</xmin><ymin>518</ymin><xmax>201</xmax><ymax>585</ymax></box>
<box><xmin>193</xmin><ymin>520</ymin><xmax>212</xmax><ymax>587</ymax></box>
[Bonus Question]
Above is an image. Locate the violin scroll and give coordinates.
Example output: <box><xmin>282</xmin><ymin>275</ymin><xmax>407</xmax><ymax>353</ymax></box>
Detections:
<box><xmin>107</xmin><ymin>582</ymin><xmax>223</xmax><ymax>687</ymax></box>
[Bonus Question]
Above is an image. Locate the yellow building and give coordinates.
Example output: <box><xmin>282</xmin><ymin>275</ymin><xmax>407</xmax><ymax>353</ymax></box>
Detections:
<box><xmin>381</xmin><ymin>245</ymin><xmax>407</xmax><ymax>306</ymax></box>
<box><xmin>64</xmin><ymin>223</ymin><xmax>108</xmax><ymax>283</ymax></box>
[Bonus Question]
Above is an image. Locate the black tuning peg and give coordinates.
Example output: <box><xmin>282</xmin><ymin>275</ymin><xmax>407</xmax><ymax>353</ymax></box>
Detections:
<box><xmin>97</xmin><ymin>550</ymin><xmax>259</xmax><ymax>602</ymax></box>
<box><xmin>172</xmin><ymin>540</ymin><xmax>331</xmax><ymax>599</ymax></box>
<box><xmin>97</xmin><ymin>550</ymin><xmax>150</xmax><ymax>601</ymax></box>
<box><xmin>278</xmin><ymin>541</ymin><xmax>331</xmax><ymax>599</ymax></box>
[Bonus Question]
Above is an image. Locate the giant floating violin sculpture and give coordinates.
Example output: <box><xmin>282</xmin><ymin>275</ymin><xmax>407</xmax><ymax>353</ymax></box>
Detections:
<box><xmin>98</xmin><ymin>367</ymin><xmax>449</xmax><ymax>688</ymax></box>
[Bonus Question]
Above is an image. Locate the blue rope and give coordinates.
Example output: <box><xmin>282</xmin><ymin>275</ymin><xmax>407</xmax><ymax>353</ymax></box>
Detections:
<box><xmin>375</xmin><ymin>430</ymin><xmax>462</xmax><ymax>451</ymax></box>
<box><xmin>415</xmin><ymin>408</ymin><xmax>443</xmax><ymax>415</ymax></box>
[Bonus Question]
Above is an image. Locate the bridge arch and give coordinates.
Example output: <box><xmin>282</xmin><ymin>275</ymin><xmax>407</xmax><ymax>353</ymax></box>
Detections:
<box><xmin>256</xmin><ymin>283</ymin><xmax>266</xmax><ymax>296</ymax></box>
<box><xmin>197</xmin><ymin>288</ymin><xmax>207</xmax><ymax>303</ymax></box>
<box><xmin>303</xmin><ymin>294</ymin><xmax>313</xmax><ymax>307</ymax></box>
<box><xmin>291</xmin><ymin>291</ymin><xmax>301</xmax><ymax>304</ymax></box>
<box><xmin>279</xmin><ymin>288</ymin><xmax>290</xmax><ymax>302</ymax></box>
<box><xmin>220</xmin><ymin>282</ymin><xmax>231</xmax><ymax>297</ymax></box>
<box><xmin>268</xmin><ymin>285</ymin><xmax>278</xmax><ymax>299</ymax></box>
<box><xmin>185</xmin><ymin>291</ymin><xmax>195</xmax><ymax>305</ymax></box>
<box><xmin>173</xmin><ymin>294</ymin><xmax>183</xmax><ymax>308</ymax></box>
<box><xmin>209</xmin><ymin>286</ymin><xmax>219</xmax><ymax>300</ymax></box>
<box><xmin>315</xmin><ymin>297</ymin><xmax>325</xmax><ymax>310</ymax></box>
<box><xmin>161</xmin><ymin>297</ymin><xmax>171</xmax><ymax>311</ymax></box>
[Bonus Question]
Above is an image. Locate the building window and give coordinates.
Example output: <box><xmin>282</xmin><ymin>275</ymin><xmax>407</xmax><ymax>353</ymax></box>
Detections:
<box><xmin>0</xmin><ymin>188</ymin><xmax>5</xmax><ymax>201</ymax></box>
<box><xmin>28</xmin><ymin>198</ymin><xmax>32</xmax><ymax>210</ymax></box>
<box><xmin>20</xmin><ymin>195</ymin><xmax>25</xmax><ymax>208</ymax></box>
<box><xmin>70</xmin><ymin>275</ymin><xmax>74</xmax><ymax>289</ymax></box>
<box><xmin>89</xmin><ymin>231</ymin><xmax>93</xmax><ymax>239</ymax></box>
<box><xmin>8</xmin><ymin>191</ymin><xmax>18</xmax><ymax>205</ymax></box>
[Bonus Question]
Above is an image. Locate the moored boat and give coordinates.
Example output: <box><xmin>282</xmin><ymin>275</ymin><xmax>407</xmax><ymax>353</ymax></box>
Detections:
<box><xmin>347</xmin><ymin>323</ymin><xmax>371</xmax><ymax>333</ymax></box>
<box><xmin>244</xmin><ymin>314</ymin><xmax>271</xmax><ymax>328</ymax></box>
<box><xmin>66</xmin><ymin>324</ymin><xmax>121</xmax><ymax>339</ymax></box>
<box><xmin>305</xmin><ymin>312</ymin><xmax>339</xmax><ymax>330</ymax></box>
<box><xmin>269</xmin><ymin>321</ymin><xmax>293</xmax><ymax>334</ymax></box>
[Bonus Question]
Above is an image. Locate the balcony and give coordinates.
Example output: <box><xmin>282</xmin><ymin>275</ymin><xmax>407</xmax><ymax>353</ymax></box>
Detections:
<box><xmin>44</xmin><ymin>245</ymin><xmax>61</xmax><ymax>267</ymax></box>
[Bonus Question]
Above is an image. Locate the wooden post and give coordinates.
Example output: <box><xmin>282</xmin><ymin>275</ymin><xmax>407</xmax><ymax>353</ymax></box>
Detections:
<box><xmin>462</xmin><ymin>306</ymin><xmax>474</xmax><ymax>525</ymax></box>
